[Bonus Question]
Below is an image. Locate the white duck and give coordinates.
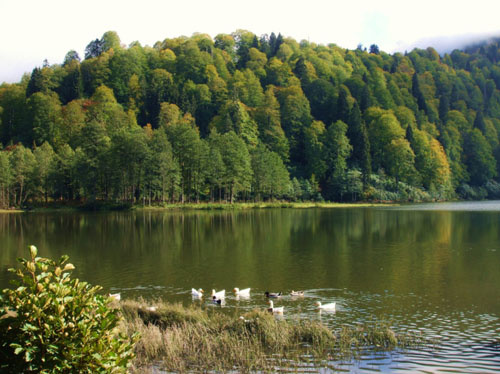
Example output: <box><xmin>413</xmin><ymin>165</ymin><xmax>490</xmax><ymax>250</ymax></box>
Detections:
<box><xmin>191</xmin><ymin>288</ymin><xmax>204</xmax><ymax>297</ymax></box>
<box><xmin>233</xmin><ymin>287</ymin><xmax>251</xmax><ymax>297</ymax></box>
<box><xmin>267</xmin><ymin>300</ymin><xmax>284</xmax><ymax>314</ymax></box>
<box><xmin>315</xmin><ymin>301</ymin><xmax>336</xmax><ymax>311</ymax></box>
<box><xmin>109</xmin><ymin>293</ymin><xmax>121</xmax><ymax>301</ymax></box>
<box><xmin>290</xmin><ymin>290</ymin><xmax>304</xmax><ymax>297</ymax></box>
<box><xmin>211</xmin><ymin>289</ymin><xmax>226</xmax><ymax>299</ymax></box>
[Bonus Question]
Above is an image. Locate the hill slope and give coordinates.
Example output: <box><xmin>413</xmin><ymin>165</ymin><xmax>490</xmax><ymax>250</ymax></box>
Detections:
<box><xmin>1</xmin><ymin>30</ymin><xmax>500</xmax><ymax>206</ymax></box>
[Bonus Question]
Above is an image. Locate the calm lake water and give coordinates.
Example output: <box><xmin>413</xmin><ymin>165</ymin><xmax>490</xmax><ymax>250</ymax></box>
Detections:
<box><xmin>1</xmin><ymin>201</ymin><xmax>500</xmax><ymax>372</ymax></box>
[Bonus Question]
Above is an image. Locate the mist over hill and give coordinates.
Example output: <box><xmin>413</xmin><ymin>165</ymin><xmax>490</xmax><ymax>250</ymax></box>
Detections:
<box><xmin>397</xmin><ymin>32</ymin><xmax>500</xmax><ymax>55</ymax></box>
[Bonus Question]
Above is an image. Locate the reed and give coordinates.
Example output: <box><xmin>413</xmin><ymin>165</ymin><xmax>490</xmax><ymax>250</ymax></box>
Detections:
<box><xmin>120</xmin><ymin>299</ymin><xmax>424</xmax><ymax>373</ymax></box>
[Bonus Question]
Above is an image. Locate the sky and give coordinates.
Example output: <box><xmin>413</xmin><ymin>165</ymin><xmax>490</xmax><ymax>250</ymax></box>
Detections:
<box><xmin>1</xmin><ymin>0</ymin><xmax>500</xmax><ymax>83</ymax></box>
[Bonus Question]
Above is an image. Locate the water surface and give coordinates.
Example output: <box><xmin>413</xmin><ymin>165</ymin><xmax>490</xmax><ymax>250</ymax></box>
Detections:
<box><xmin>1</xmin><ymin>201</ymin><xmax>500</xmax><ymax>372</ymax></box>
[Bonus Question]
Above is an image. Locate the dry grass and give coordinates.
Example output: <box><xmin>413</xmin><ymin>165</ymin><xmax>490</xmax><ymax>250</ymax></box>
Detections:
<box><xmin>119</xmin><ymin>299</ymin><xmax>424</xmax><ymax>373</ymax></box>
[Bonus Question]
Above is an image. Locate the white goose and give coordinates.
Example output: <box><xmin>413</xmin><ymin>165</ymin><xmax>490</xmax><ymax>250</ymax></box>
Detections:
<box><xmin>109</xmin><ymin>293</ymin><xmax>121</xmax><ymax>301</ymax></box>
<box><xmin>267</xmin><ymin>300</ymin><xmax>284</xmax><ymax>314</ymax></box>
<box><xmin>315</xmin><ymin>301</ymin><xmax>336</xmax><ymax>311</ymax></box>
<box><xmin>233</xmin><ymin>287</ymin><xmax>251</xmax><ymax>297</ymax></box>
<box><xmin>211</xmin><ymin>289</ymin><xmax>226</xmax><ymax>299</ymax></box>
<box><xmin>191</xmin><ymin>288</ymin><xmax>204</xmax><ymax>298</ymax></box>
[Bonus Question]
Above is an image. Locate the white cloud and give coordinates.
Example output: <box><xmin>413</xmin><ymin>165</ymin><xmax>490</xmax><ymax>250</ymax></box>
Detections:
<box><xmin>1</xmin><ymin>0</ymin><xmax>500</xmax><ymax>83</ymax></box>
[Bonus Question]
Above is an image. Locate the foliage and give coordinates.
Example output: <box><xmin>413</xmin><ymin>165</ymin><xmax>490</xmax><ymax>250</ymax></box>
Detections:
<box><xmin>3</xmin><ymin>31</ymin><xmax>500</xmax><ymax>205</ymax></box>
<box><xmin>0</xmin><ymin>246</ymin><xmax>137</xmax><ymax>373</ymax></box>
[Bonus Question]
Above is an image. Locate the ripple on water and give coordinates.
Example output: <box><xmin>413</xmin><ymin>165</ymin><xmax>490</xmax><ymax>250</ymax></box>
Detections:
<box><xmin>109</xmin><ymin>286</ymin><xmax>500</xmax><ymax>372</ymax></box>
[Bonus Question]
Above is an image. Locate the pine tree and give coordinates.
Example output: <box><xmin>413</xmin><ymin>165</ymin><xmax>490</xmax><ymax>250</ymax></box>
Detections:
<box><xmin>438</xmin><ymin>95</ymin><xmax>450</xmax><ymax>123</ymax></box>
<box><xmin>347</xmin><ymin>102</ymin><xmax>371</xmax><ymax>188</ymax></box>
<box><xmin>412</xmin><ymin>73</ymin><xmax>428</xmax><ymax>113</ymax></box>
<box><xmin>26</xmin><ymin>68</ymin><xmax>45</xmax><ymax>97</ymax></box>
<box><xmin>473</xmin><ymin>110</ymin><xmax>486</xmax><ymax>134</ymax></box>
<box><xmin>336</xmin><ymin>86</ymin><xmax>350</xmax><ymax>123</ymax></box>
<box><xmin>360</xmin><ymin>85</ymin><xmax>372</xmax><ymax>112</ymax></box>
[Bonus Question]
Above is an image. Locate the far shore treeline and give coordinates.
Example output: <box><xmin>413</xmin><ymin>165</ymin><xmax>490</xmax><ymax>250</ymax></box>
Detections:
<box><xmin>2</xmin><ymin>30</ymin><xmax>500</xmax><ymax>208</ymax></box>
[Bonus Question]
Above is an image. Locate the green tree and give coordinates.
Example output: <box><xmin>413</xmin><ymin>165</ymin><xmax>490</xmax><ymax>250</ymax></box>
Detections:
<box><xmin>276</xmin><ymin>85</ymin><xmax>312</xmax><ymax>170</ymax></box>
<box><xmin>304</xmin><ymin>79</ymin><xmax>336</xmax><ymax>125</ymax></box>
<box><xmin>304</xmin><ymin>120</ymin><xmax>327</xmax><ymax>180</ymax></box>
<box><xmin>464</xmin><ymin>128</ymin><xmax>497</xmax><ymax>185</ymax></box>
<box><xmin>33</xmin><ymin>142</ymin><xmax>56</xmax><ymax>203</ymax></box>
<box><xmin>80</xmin><ymin>51</ymin><xmax>112</xmax><ymax>95</ymax></box>
<box><xmin>439</xmin><ymin>122</ymin><xmax>468</xmax><ymax>188</ymax></box>
<box><xmin>108</xmin><ymin>46</ymin><xmax>146</xmax><ymax>104</ymax></box>
<box><xmin>101</xmin><ymin>31</ymin><xmax>121</xmax><ymax>52</ymax></box>
<box><xmin>336</xmin><ymin>85</ymin><xmax>351</xmax><ymax>123</ymax></box>
<box><xmin>251</xmin><ymin>143</ymin><xmax>290</xmax><ymax>200</ymax></box>
<box><xmin>386</xmin><ymin>137</ymin><xmax>417</xmax><ymax>188</ymax></box>
<box><xmin>473</xmin><ymin>110</ymin><xmax>486</xmax><ymax>133</ymax></box>
<box><xmin>322</xmin><ymin>120</ymin><xmax>352</xmax><ymax>201</ymax></box>
<box><xmin>26</xmin><ymin>67</ymin><xmax>46</xmax><ymax>97</ymax></box>
<box><xmin>86</xmin><ymin>85</ymin><xmax>129</xmax><ymax>133</ymax></box>
<box><xmin>0</xmin><ymin>84</ymin><xmax>28</xmax><ymax>145</ymax></box>
<box><xmin>254</xmin><ymin>87</ymin><xmax>289</xmax><ymax>162</ymax></box>
<box><xmin>110</xmin><ymin>126</ymin><xmax>149</xmax><ymax>201</ymax></box>
<box><xmin>209</xmin><ymin>130</ymin><xmax>252</xmax><ymax>203</ymax></box>
<box><xmin>365</xmin><ymin>107</ymin><xmax>405</xmax><ymax>172</ymax></box>
<box><xmin>163</xmin><ymin>105</ymin><xmax>204</xmax><ymax>202</ymax></box>
<box><xmin>412</xmin><ymin>72</ymin><xmax>428</xmax><ymax>113</ymax></box>
<box><xmin>74</xmin><ymin>121</ymin><xmax>111</xmax><ymax>200</ymax></box>
<box><xmin>0</xmin><ymin>150</ymin><xmax>12</xmax><ymax>207</ymax></box>
<box><xmin>9</xmin><ymin>145</ymin><xmax>36</xmax><ymax>206</ymax></box>
<box><xmin>58</xmin><ymin>59</ymin><xmax>83</xmax><ymax>104</ymax></box>
<box><xmin>27</xmin><ymin>92</ymin><xmax>62</xmax><ymax>146</ymax></box>
<box><xmin>63</xmin><ymin>50</ymin><xmax>81</xmax><ymax>66</ymax></box>
<box><xmin>347</xmin><ymin>101</ymin><xmax>371</xmax><ymax>187</ymax></box>
<box><xmin>206</xmin><ymin>140</ymin><xmax>226</xmax><ymax>202</ymax></box>
<box><xmin>210</xmin><ymin>100</ymin><xmax>259</xmax><ymax>147</ymax></box>
<box><xmin>146</xmin><ymin>69</ymin><xmax>175</xmax><ymax>127</ymax></box>
<box><xmin>51</xmin><ymin>144</ymin><xmax>76</xmax><ymax>200</ymax></box>
<box><xmin>61</xmin><ymin>100</ymin><xmax>86</xmax><ymax>147</ymax></box>
<box><xmin>144</xmin><ymin>129</ymin><xmax>180</xmax><ymax>203</ymax></box>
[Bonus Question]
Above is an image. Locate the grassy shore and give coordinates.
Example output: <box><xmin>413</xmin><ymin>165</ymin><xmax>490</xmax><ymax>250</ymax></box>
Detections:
<box><xmin>140</xmin><ymin>201</ymin><xmax>397</xmax><ymax>211</ymax></box>
<box><xmin>0</xmin><ymin>209</ymin><xmax>23</xmax><ymax>213</ymax></box>
<box><xmin>0</xmin><ymin>201</ymin><xmax>398</xmax><ymax>214</ymax></box>
<box><xmin>119</xmin><ymin>299</ymin><xmax>425</xmax><ymax>373</ymax></box>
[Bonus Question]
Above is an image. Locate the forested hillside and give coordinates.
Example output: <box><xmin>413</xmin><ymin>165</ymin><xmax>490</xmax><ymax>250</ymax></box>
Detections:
<box><xmin>1</xmin><ymin>30</ymin><xmax>500</xmax><ymax>207</ymax></box>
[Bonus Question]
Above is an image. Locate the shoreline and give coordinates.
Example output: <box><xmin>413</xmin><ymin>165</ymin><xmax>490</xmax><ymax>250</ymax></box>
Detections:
<box><xmin>0</xmin><ymin>201</ymin><xmax>401</xmax><ymax>213</ymax></box>
<box><xmin>0</xmin><ymin>209</ymin><xmax>23</xmax><ymax>213</ymax></box>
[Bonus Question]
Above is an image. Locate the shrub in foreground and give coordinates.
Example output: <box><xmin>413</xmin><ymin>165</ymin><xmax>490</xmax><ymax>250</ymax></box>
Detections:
<box><xmin>0</xmin><ymin>246</ymin><xmax>138</xmax><ymax>373</ymax></box>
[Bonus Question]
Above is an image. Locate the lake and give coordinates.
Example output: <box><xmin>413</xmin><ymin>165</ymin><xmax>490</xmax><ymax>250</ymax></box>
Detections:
<box><xmin>1</xmin><ymin>201</ymin><xmax>500</xmax><ymax>372</ymax></box>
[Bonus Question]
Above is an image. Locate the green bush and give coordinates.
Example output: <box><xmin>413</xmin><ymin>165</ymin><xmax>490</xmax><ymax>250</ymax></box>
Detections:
<box><xmin>0</xmin><ymin>246</ymin><xmax>138</xmax><ymax>373</ymax></box>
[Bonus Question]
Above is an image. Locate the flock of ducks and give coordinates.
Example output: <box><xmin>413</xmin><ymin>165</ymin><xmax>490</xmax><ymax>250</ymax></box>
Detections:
<box><xmin>191</xmin><ymin>287</ymin><xmax>336</xmax><ymax>314</ymax></box>
<box><xmin>110</xmin><ymin>289</ymin><xmax>337</xmax><ymax>314</ymax></box>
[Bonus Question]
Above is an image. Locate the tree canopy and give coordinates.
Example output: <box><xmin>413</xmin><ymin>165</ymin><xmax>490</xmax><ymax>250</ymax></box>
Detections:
<box><xmin>2</xmin><ymin>31</ymin><xmax>500</xmax><ymax>206</ymax></box>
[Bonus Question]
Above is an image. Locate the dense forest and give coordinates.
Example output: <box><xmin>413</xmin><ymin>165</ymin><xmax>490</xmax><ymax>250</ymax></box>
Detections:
<box><xmin>1</xmin><ymin>30</ymin><xmax>500</xmax><ymax>207</ymax></box>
